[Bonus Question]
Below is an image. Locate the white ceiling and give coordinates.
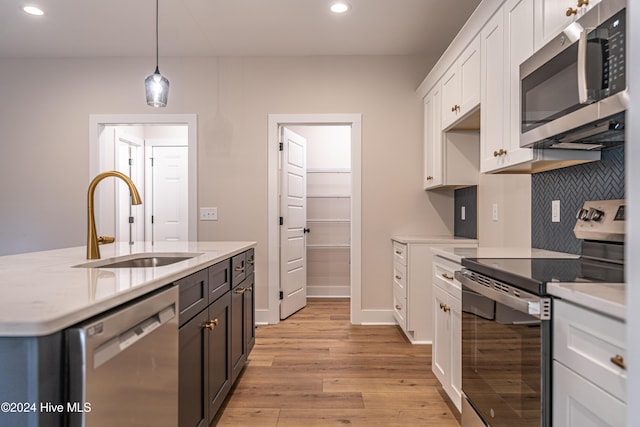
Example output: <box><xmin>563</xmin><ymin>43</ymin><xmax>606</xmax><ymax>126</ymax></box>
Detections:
<box><xmin>0</xmin><ymin>0</ymin><xmax>482</xmax><ymax>58</ymax></box>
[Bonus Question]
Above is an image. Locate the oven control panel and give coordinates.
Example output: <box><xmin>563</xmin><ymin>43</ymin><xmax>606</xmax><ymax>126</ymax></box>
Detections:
<box><xmin>574</xmin><ymin>199</ymin><xmax>625</xmax><ymax>242</ymax></box>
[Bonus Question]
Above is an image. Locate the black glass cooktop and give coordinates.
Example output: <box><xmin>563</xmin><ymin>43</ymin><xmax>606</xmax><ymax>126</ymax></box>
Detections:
<box><xmin>461</xmin><ymin>257</ymin><xmax>624</xmax><ymax>295</ymax></box>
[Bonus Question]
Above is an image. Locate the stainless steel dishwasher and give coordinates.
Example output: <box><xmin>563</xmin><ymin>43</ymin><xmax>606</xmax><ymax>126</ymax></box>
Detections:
<box><xmin>66</xmin><ymin>285</ymin><xmax>179</xmax><ymax>426</ymax></box>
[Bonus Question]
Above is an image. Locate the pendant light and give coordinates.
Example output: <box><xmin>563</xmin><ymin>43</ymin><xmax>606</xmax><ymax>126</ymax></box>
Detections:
<box><xmin>145</xmin><ymin>0</ymin><xmax>169</xmax><ymax>107</ymax></box>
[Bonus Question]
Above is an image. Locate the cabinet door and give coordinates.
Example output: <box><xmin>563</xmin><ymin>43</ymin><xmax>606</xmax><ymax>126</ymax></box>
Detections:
<box><xmin>230</xmin><ymin>280</ymin><xmax>247</xmax><ymax>383</ymax></box>
<box><xmin>553</xmin><ymin>361</ymin><xmax>625</xmax><ymax>427</ymax></box>
<box><xmin>179</xmin><ymin>309</ymin><xmax>209</xmax><ymax>427</ymax></box>
<box><xmin>480</xmin><ymin>8</ymin><xmax>506</xmax><ymax>173</ymax></box>
<box><xmin>244</xmin><ymin>274</ymin><xmax>256</xmax><ymax>355</ymax></box>
<box><xmin>207</xmin><ymin>292</ymin><xmax>232</xmax><ymax>423</ymax></box>
<box><xmin>458</xmin><ymin>36</ymin><xmax>481</xmax><ymax>117</ymax></box>
<box><xmin>432</xmin><ymin>285</ymin><xmax>450</xmax><ymax>386</ymax></box>
<box><xmin>441</xmin><ymin>66</ymin><xmax>459</xmax><ymax>129</ymax></box>
<box><xmin>423</xmin><ymin>84</ymin><xmax>443</xmax><ymax>189</ymax></box>
<box><xmin>534</xmin><ymin>0</ymin><xmax>601</xmax><ymax>51</ymax></box>
<box><xmin>177</xmin><ymin>268</ymin><xmax>209</xmax><ymax>327</ymax></box>
<box><xmin>449</xmin><ymin>293</ymin><xmax>462</xmax><ymax>412</ymax></box>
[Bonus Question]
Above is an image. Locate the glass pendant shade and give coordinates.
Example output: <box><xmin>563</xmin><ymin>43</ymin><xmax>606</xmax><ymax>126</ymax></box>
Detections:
<box><xmin>145</xmin><ymin>66</ymin><xmax>169</xmax><ymax>107</ymax></box>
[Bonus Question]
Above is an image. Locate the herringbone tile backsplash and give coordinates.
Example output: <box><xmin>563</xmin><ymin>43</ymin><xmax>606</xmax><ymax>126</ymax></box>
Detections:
<box><xmin>531</xmin><ymin>146</ymin><xmax>625</xmax><ymax>254</ymax></box>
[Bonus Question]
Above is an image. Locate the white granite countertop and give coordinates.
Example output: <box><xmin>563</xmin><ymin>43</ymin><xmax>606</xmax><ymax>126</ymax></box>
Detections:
<box><xmin>391</xmin><ymin>235</ymin><xmax>477</xmax><ymax>245</ymax></box>
<box><xmin>0</xmin><ymin>241</ymin><xmax>255</xmax><ymax>337</ymax></box>
<box><xmin>431</xmin><ymin>246</ymin><xmax>579</xmax><ymax>264</ymax></box>
<box><xmin>547</xmin><ymin>282</ymin><xmax>625</xmax><ymax>321</ymax></box>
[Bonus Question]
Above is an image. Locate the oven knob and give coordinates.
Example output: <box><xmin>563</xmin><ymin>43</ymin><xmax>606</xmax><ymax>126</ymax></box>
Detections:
<box><xmin>577</xmin><ymin>208</ymin><xmax>590</xmax><ymax>221</ymax></box>
<box><xmin>588</xmin><ymin>208</ymin><xmax>604</xmax><ymax>222</ymax></box>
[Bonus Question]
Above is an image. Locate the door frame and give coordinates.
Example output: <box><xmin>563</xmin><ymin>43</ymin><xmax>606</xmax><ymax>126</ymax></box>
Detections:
<box><xmin>88</xmin><ymin>114</ymin><xmax>198</xmax><ymax>241</ymax></box>
<box><xmin>267</xmin><ymin>114</ymin><xmax>362</xmax><ymax>325</ymax></box>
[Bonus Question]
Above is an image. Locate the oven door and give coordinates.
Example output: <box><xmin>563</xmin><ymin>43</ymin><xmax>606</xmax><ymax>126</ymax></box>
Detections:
<box><xmin>457</xmin><ymin>270</ymin><xmax>551</xmax><ymax>427</ymax></box>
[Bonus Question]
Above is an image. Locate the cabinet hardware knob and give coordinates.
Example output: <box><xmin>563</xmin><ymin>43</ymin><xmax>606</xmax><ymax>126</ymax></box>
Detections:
<box><xmin>235</xmin><ymin>266</ymin><xmax>245</xmax><ymax>272</ymax></box>
<box><xmin>234</xmin><ymin>287</ymin><xmax>246</xmax><ymax>294</ymax></box>
<box><xmin>610</xmin><ymin>354</ymin><xmax>626</xmax><ymax>370</ymax></box>
<box><xmin>577</xmin><ymin>0</ymin><xmax>589</xmax><ymax>7</ymax></box>
<box><xmin>500</xmin><ymin>148</ymin><xmax>508</xmax><ymax>156</ymax></box>
<box><xmin>395</xmin><ymin>275</ymin><xmax>402</xmax><ymax>280</ymax></box>
<box><xmin>395</xmin><ymin>250</ymin><xmax>402</xmax><ymax>255</ymax></box>
<box><xmin>426</xmin><ymin>176</ymin><xmax>433</xmax><ymax>180</ymax></box>
<box><xmin>451</xmin><ymin>106</ymin><xmax>457</xmax><ymax>112</ymax></box>
<box><xmin>245</xmin><ymin>287</ymin><xmax>252</xmax><ymax>293</ymax></box>
<box><xmin>566</xmin><ymin>7</ymin><xmax>578</xmax><ymax>16</ymax></box>
<box><xmin>395</xmin><ymin>304</ymin><xmax>402</xmax><ymax>310</ymax></box>
<box><xmin>439</xmin><ymin>303</ymin><xmax>451</xmax><ymax>312</ymax></box>
<box><xmin>455</xmin><ymin>105</ymin><xmax>461</xmax><ymax>112</ymax></box>
<box><xmin>493</xmin><ymin>150</ymin><xmax>500</xmax><ymax>157</ymax></box>
<box><xmin>203</xmin><ymin>318</ymin><xmax>219</xmax><ymax>330</ymax></box>
<box><xmin>442</xmin><ymin>273</ymin><xmax>454</xmax><ymax>280</ymax></box>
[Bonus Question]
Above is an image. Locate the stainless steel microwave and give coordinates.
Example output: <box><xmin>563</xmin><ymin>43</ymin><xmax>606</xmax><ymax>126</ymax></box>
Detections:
<box><xmin>520</xmin><ymin>0</ymin><xmax>627</xmax><ymax>149</ymax></box>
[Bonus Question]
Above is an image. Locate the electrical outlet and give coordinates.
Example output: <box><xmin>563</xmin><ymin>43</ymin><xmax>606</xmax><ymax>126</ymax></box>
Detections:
<box><xmin>200</xmin><ymin>207</ymin><xmax>218</xmax><ymax>221</ymax></box>
<box><xmin>492</xmin><ymin>203</ymin><xmax>499</xmax><ymax>222</ymax></box>
<box><xmin>552</xmin><ymin>200</ymin><xmax>560</xmax><ymax>223</ymax></box>
<box><xmin>461</xmin><ymin>206</ymin><xmax>466</xmax><ymax>221</ymax></box>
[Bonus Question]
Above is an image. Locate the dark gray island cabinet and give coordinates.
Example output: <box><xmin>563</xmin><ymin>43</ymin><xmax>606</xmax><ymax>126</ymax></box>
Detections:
<box><xmin>178</xmin><ymin>248</ymin><xmax>255</xmax><ymax>427</ymax></box>
<box><xmin>0</xmin><ymin>244</ymin><xmax>255</xmax><ymax>427</ymax></box>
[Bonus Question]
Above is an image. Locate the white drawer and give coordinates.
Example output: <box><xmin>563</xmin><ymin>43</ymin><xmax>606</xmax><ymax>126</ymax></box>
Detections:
<box><xmin>433</xmin><ymin>257</ymin><xmax>461</xmax><ymax>298</ymax></box>
<box><xmin>393</xmin><ymin>288</ymin><xmax>406</xmax><ymax>328</ymax></box>
<box><xmin>554</xmin><ymin>299</ymin><xmax>627</xmax><ymax>402</ymax></box>
<box><xmin>393</xmin><ymin>260</ymin><xmax>407</xmax><ymax>295</ymax></box>
<box><xmin>392</xmin><ymin>241</ymin><xmax>407</xmax><ymax>266</ymax></box>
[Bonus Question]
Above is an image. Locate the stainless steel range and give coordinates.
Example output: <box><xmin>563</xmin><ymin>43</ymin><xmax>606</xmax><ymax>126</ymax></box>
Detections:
<box><xmin>455</xmin><ymin>199</ymin><xmax>625</xmax><ymax>427</ymax></box>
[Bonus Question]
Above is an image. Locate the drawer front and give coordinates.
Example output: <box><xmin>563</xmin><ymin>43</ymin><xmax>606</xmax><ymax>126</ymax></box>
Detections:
<box><xmin>209</xmin><ymin>259</ymin><xmax>231</xmax><ymax>304</ymax></box>
<box><xmin>392</xmin><ymin>241</ymin><xmax>407</xmax><ymax>266</ymax></box>
<box><xmin>177</xmin><ymin>268</ymin><xmax>209</xmax><ymax>326</ymax></box>
<box><xmin>393</xmin><ymin>260</ymin><xmax>407</xmax><ymax>296</ymax></box>
<box><xmin>554</xmin><ymin>299</ymin><xmax>627</xmax><ymax>402</ymax></box>
<box><xmin>231</xmin><ymin>252</ymin><xmax>246</xmax><ymax>286</ymax></box>
<box><xmin>433</xmin><ymin>257</ymin><xmax>461</xmax><ymax>297</ymax></box>
<box><xmin>245</xmin><ymin>248</ymin><xmax>255</xmax><ymax>276</ymax></box>
<box><xmin>393</xmin><ymin>289</ymin><xmax>406</xmax><ymax>329</ymax></box>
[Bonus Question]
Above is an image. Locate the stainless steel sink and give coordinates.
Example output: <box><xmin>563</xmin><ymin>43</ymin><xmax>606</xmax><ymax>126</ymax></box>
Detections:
<box><xmin>74</xmin><ymin>252</ymin><xmax>202</xmax><ymax>269</ymax></box>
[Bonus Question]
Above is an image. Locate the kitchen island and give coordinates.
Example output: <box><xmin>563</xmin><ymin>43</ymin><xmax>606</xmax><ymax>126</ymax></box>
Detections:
<box><xmin>0</xmin><ymin>241</ymin><xmax>256</xmax><ymax>427</ymax></box>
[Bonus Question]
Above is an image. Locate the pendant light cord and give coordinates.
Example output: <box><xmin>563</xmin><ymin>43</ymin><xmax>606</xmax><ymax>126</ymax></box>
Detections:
<box><xmin>155</xmin><ymin>0</ymin><xmax>159</xmax><ymax>71</ymax></box>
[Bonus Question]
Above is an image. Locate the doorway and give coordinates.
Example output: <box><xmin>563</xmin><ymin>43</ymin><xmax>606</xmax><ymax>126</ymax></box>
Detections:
<box><xmin>267</xmin><ymin>114</ymin><xmax>362</xmax><ymax>325</ymax></box>
<box><xmin>89</xmin><ymin>114</ymin><xmax>198</xmax><ymax>242</ymax></box>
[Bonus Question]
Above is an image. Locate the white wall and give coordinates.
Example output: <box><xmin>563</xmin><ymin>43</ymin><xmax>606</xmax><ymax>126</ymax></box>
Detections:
<box><xmin>0</xmin><ymin>54</ymin><xmax>446</xmax><ymax>314</ymax></box>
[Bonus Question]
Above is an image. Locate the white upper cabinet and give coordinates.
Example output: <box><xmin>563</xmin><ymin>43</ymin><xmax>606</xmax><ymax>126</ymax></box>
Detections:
<box><xmin>534</xmin><ymin>0</ymin><xmax>602</xmax><ymax>51</ymax></box>
<box><xmin>480</xmin><ymin>10</ymin><xmax>505</xmax><ymax>173</ymax></box>
<box><xmin>441</xmin><ymin>36</ymin><xmax>481</xmax><ymax>130</ymax></box>
<box><xmin>424</xmin><ymin>84</ymin><xmax>444</xmax><ymax>189</ymax></box>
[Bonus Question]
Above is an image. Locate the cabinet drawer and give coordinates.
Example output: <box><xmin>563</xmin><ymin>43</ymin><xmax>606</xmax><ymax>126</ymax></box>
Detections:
<box><xmin>392</xmin><ymin>241</ymin><xmax>407</xmax><ymax>266</ymax></box>
<box><xmin>231</xmin><ymin>252</ymin><xmax>246</xmax><ymax>286</ymax></box>
<box><xmin>433</xmin><ymin>257</ymin><xmax>461</xmax><ymax>297</ymax></box>
<box><xmin>393</xmin><ymin>288</ymin><xmax>406</xmax><ymax>329</ymax></box>
<box><xmin>177</xmin><ymin>268</ymin><xmax>209</xmax><ymax>326</ymax></box>
<box><xmin>209</xmin><ymin>259</ymin><xmax>231</xmax><ymax>304</ymax></box>
<box><xmin>554</xmin><ymin>299</ymin><xmax>627</xmax><ymax>402</ymax></box>
<box><xmin>393</xmin><ymin>260</ymin><xmax>407</xmax><ymax>296</ymax></box>
<box><xmin>245</xmin><ymin>248</ymin><xmax>255</xmax><ymax>276</ymax></box>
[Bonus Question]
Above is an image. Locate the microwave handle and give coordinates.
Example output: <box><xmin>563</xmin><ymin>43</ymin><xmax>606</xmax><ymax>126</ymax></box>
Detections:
<box><xmin>577</xmin><ymin>28</ymin><xmax>589</xmax><ymax>104</ymax></box>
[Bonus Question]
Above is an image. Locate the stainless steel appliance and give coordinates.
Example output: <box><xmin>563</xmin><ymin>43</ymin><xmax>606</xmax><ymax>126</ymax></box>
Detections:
<box><xmin>66</xmin><ymin>285</ymin><xmax>179</xmax><ymax>426</ymax></box>
<box><xmin>520</xmin><ymin>0</ymin><xmax>627</xmax><ymax>149</ymax></box>
<box><xmin>457</xmin><ymin>199</ymin><xmax>625</xmax><ymax>427</ymax></box>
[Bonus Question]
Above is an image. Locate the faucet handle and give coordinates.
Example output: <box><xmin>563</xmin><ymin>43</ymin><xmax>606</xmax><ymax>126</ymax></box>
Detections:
<box><xmin>98</xmin><ymin>236</ymin><xmax>115</xmax><ymax>245</ymax></box>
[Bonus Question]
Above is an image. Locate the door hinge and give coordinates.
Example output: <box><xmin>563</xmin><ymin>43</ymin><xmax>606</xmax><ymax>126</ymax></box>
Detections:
<box><xmin>279</xmin><ymin>216</ymin><xmax>284</xmax><ymax>226</ymax></box>
<box><xmin>279</xmin><ymin>291</ymin><xmax>284</xmax><ymax>300</ymax></box>
<box><xmin>128</xmin><ymin>158</ymin><xmax>133</xmax><ymax>166</ymax></box>
<box><xmin>128</xmin><ymin>216</ymin><xmax>134</xmax><ymax>224</ymax></box>
<box><xmin>151</xmin><ymin>215</ymin><xmax>155</xmax><ymax>224</ymax></box>
<box><xmin>150</xmin><ymin>157</ymin><xmax>154</xmax><ymax>167</ymax></box>
<box><xmin>279</xmin><ymin>142</ymin><xmax>283</xmax><ymax>151</ymax></box>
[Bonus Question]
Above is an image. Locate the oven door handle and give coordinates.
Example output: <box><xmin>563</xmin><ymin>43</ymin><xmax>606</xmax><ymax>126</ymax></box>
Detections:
<box><xmin>455</xmin><ymin>270</ymin><xmax>550</xmax><ymax>320</ymax></box>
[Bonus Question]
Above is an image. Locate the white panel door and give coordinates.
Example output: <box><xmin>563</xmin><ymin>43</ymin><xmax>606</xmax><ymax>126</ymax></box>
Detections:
<box><xmin>115</xmin><ymin>133</ymin><xmax>144</xmax><ymax>244</ymax></box>
<box><xmin>151</xmin><ymin>146</ymin><xmax>189</xmax><ymax>242</ymax></box>
<box><xmin>280</xmin><ymin>127</ymin><xmax>307</xmax><ymax>319</ymax></box>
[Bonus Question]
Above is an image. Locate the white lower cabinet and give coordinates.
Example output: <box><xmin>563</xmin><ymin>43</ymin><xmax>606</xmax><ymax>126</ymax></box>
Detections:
<box><xmin>553</xmin><ymin>299</ymin><xmax>626</xmax><ymax>427</ymax></box>
<box><xmin>432</xmin><ymin>255</ymin><xmax>463</xmax><ymax>412</ymax></box>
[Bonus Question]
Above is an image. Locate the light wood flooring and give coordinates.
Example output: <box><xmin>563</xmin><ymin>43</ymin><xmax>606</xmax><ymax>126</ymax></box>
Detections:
<box><xmin>213</xmin><ymin>298</ymin><xmax>461</xmax><ymax>427</ymax></box>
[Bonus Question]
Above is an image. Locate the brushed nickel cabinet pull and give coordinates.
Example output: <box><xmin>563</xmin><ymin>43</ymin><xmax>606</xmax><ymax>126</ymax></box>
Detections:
<box><xmin>442</xmin><ymin>273</ymin><xmax>454</xmax><ymax>280</ymax></box>
<box><xmin>610</xmin><ymin>354</ymin><xmax>626</xmax><ymax>370</ymax></box>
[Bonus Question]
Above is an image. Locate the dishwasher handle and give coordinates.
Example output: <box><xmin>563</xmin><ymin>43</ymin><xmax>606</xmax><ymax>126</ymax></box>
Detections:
<box><xmin>93</xmin><ymin>303</ymin><xmax>176</xmax><ymax>369</ymax></box>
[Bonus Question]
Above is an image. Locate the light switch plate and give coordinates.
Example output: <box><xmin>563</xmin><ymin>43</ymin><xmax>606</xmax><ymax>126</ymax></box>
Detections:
<box><xmin>552</xmin><ymin>200</ymin><xmax>560</xmax><ymax>223</ymax></box>
<box><xmin>200</xmin><ymin>207</ymin><xmax>218</xmax><ymax>221</ymax></box>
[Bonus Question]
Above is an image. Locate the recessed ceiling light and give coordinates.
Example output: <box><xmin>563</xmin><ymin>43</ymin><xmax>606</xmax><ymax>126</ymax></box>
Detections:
<box><xmin>22</xmin><ymin>6</ymin><xmax>44</xmax><ymax>16</ymax></box>
<box><xmin>330</xmin><ymin>1</ymin><xmax>351</xmax><ymax>14</ymax></box>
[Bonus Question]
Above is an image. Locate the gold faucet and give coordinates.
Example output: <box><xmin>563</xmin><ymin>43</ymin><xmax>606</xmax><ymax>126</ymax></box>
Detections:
<box><xmin>87</xmin><ymin>171</ymin><xmax>142</xmax><ymax>259</ymax></box>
